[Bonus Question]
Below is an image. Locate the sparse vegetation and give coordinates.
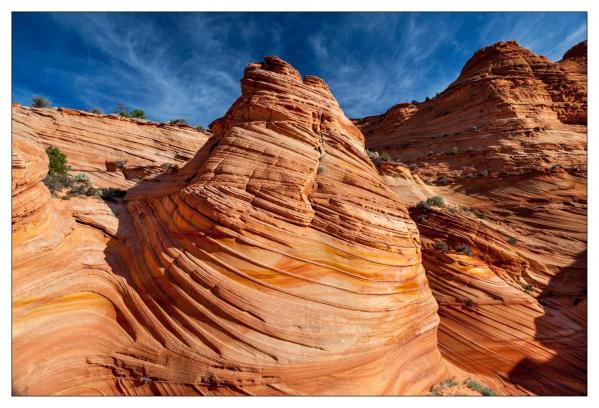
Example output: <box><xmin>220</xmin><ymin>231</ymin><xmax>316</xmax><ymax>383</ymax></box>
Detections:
<box><xmin>115</xmin><ymin>103</ymin><xmax>130</xmax><ymax>118</ymax></box>
<box><xmin>195</xmin><ymin>125</ymin><xmax>206</xmax><ymax>132</ymax></box>
<box><xmin>425</xmin><ymin>96</ymin><xmax>431</xmax><ymax>102</ymax></box>
<box><xmin>160</xmin><ymin>162</ymin><xmax>179</xmax><ymax>174</ymax></box>
<box><xmin>471</xmin><ymin>125</ymin><xmax>480</xmax><ymax>132</ymax></box>
<box><xmin>130</xmin><ymin>109</ymin><xmax>146</xmax><ymax>119</ymax></box>
<box><xmin>479</xmin><ymin>169</ymin><xmax>489</xmax><ymax>177</ymax></box>
<box><xmin>523</xmin><ymin>283</ymin><xmax>534</xmax><ymax>293</ymax></box>
<box><xmin>90</xmin><ymin>108</ymin><xmax>103</xmax><ymax>114</ymax></box>
<box><xmin>427</xmin><ymin>196</ymin><xmax>446</xmax><ymax>207</ymax></box>
<box><xmin>379</xmin><ymin>152</ymin><xmax>392</xmax><ymax>162</ymax></box>
<box><xmin>32</xmin><ymin>96</ymin><xmax>51</xmax><ymax>108</ymax></box>
<box><xmin>169</xmin><ymin>118</ymin><xmax>188</xmax><ymax>126</ymax></box>
<box><xmin>456</xmin><ymin>244</ymin><xmax>473</xmax><ymax>256</ymax></box>
<box><xmin>408</xmin><ymin>163</ymin><xmax>418</xmax><ymax>171</ymax></box>
<box><xmin>114</xmin><ymin>104</ymin><xmax>145</xmax><ymax>119</ymax></box>
<box><xmin>435</xmin><ymin>240</ymin><xmax>448</xmax><ymax>251</ymax></box>
<box><xmin>451</xmin><ymin>146</ymin><xmax>460</xmax><ymax>155</ymax></box>
<box><xmin>475</xmin><ymin>211</ymin><xmax>488</xmax><ymax>220</ymax></box>
<box><xmin>435</xmin><ymin>175</ymin><xmax>448</xmax><ymax>185</ymax></box>
<box><xmin>430</xmin><ymin>377</ymin><xmax>459</xmax><ymax>395</ymax></box>
<box><xmin>416</xmin><ymin>196</ymin><xmax>446</xmax><ymax>211</ymax></box>
<box><xmin>317</xmin><ymin>165</ymin><xmax>326</xmax><ymax>174</ymax></box>
<box><xmin>42</xmin><ymin>146</ymin><xmax>126</xmax><ymax>201</ymax></box>
<box><xmin>464</xmin><ymin>378</ymin><xmax>496</xmax><ymax>396</ymax></box>
<box><xmin>115</xmin><ymin>160</ymin><xmax>127</xmax><ymax>170</ymax></box>
<box><xmin>507</xmin><ymin>237</ymin><xmax>518</xmax><ymax>245</ymax></box>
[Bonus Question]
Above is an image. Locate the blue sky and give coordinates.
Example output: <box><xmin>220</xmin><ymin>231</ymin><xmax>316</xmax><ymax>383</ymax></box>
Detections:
<box><xmin>12</xmin><ymin>12</ymin><xmax>587</xmax><ymax>126</ymax></box>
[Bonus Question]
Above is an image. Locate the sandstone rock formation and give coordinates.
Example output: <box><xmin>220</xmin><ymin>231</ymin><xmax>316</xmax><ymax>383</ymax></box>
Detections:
<box><xmin>358</xmin><ymin>41</ymin><xmax>587</xmax><ymax>395</ymax></box>
<box><xmin>12</xmin><ymin>105</ymin><xmax>210</xmax><ymax>190</ymax></box>
<box><xmin>12</xmin><ymin>40</ymin><xmax>586</xmax><ymax>396</ymax></box>
<box><xmin>356</xmin><ymin>40</ymin><xmax>587</xmax><ymax>183</ymax></box>
<box><xmin>13</xmin><ymin>57</ymin><xmax>454</xmax><ymax>395</ymax></box>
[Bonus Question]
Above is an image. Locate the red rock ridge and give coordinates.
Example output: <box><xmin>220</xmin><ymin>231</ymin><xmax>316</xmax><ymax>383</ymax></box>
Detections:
<box><xmin>12</xmin><ymin>56</ymin><xmax>451</xmax><ymax>395</ymax></box>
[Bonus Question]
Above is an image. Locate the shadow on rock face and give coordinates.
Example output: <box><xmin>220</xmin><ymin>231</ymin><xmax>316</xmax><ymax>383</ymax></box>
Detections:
<box><xmin>508</xmin><ymin>249</ymin><xmax>587</xmax><ymax>395</ymax></box>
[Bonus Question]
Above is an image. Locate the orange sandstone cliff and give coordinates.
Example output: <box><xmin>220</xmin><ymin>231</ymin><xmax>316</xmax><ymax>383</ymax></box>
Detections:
<box><xmin>356</xmin><ymin>41</ymin><xmax>587</xmax><ymax>395</ymax></box>
<box><xmin>12</xmin><ymin>41</ymin><xmax>586</xmax><ymax>396</ymax></box>
<box><xmin>13</xmin><ymin>57</ymin><xmax>453</xmax><ymax>395</ymax></box>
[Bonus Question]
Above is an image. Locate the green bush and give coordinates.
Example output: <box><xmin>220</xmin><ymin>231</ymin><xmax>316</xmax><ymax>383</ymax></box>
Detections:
<box><xmin>90</xmin><ymin>108</ymin><xmax>103</xmax><ymax>114</ymax></box>
<box><xmin>130</xmin><ymin>109</ymin><xmax>146</xmax><ymax>119</ymax></box>
<box><xmin>507</xmin><ymin>237</ymin><xmax>518</xmax><ymax>245</ymax></box>
<box><xmin>430</xmin><ymin>378</ymin><xmax>459</xmax><ymax>395</ymax></box>
<box><xmin>115</xmin><ymin>103</ymin><xmax>130</xmax><ymax>118</ymax></box>
<box><xmin>435</xmin><ymin>240</ymin><xmax>448</xmax><ymax>251</ymax></box>
<box><xmin>45</xmin><ymin>146</ymin><xmax>69</xmax><ymax>177</ymax></box>
<box><xmin>32</xmin><ymin>96</ymin><xmax>51</xmax><ymax>108</ymax></box>
<box><xmin>426</xmin><ymin>196</ymin><xmax>446</xmax><ymax>207</ymax></box>
<box><xmin>464</xmin><ymin>379</ymin><xmax>496</xmax><ymax>396</ymax></box>
<box><xmin>456</xmin><ymin>244</ymin><xmax>473</xmax><ymax>256</ymax></box>
<box><xmin>379</xmin><ymin>152</ymin><xmax>392</xmax><ymax>162</ymax></box>
<box><xmin>451</xmin><ymin>146</ymin><xmax>459</xmax><ymax>155</ymax></box>
<box><xmin>160</xmin><ymin>163</ymin><xmax>179</xmax><ymax>174</ymax></box>
<box><xmin>523</xmin><ymin>283</ymin><xmax>534</xmax><ymax>293</ymax></box>
<box><xmin>169</xmin><ymin>119</ymin><xmax>188</xmax><ymax>126</ymax></box>
<box><xmin>195</xmin><ymin>125</ymin><xmax>206</xmax><ymax>132</ymax></box>
<box><xmin>479</xmin><ymin>169</ymin><xmax>489</xmax><ymax>177</ymax></box>
<box><xmin>366</xmin><ymin>149</ymin><xmax>381</xmax><ymax>165</ymax></box>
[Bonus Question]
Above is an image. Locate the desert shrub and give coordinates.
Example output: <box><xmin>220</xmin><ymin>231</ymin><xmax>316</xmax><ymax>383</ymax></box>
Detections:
<box><xmin>466</xmin><ymin>146</ymin><xmax>474</xmax><ymax>153</ymax></box>
<box><xmin>66</xmin><ymin>173</ymin><xmax>99</xmax><ymax>197</ymax></box>
<box><xmin>507</xmin><ymin>237</ymin><xmax>518</xmax><ymax>245</ymax></box>
<box><xmin>416</xmin><ymin>201</ymin><xmax>430</xmax><ymax>211</ymax></box>
<box><xmin>435</xmin><ymin>240</ymin><xmax>448</xmax><ymax>251</ymax></box>
<box><xmin>130</xmin><ymin>109</ymin><xmax>146</xmax><ymax>119</ymax></box>
<box><xmin>408</xmin><ymin>163</ymin><xmax>418</xmax><ymax>171</ymax></box>
<box><xmin>464</xmin><ymin>379</ymin><xmax>496</xmax><ymax>396</ymax></box>
<box><xmin>450</xmin><ymin>146</ymin><xmax>459</xmax><ymax>155</ymax></box>
<box><xmin>379</xmin><ymin>152</ymin><xmax>392</xmax><ymax>162</ymax></box>
<box><xmin>479</xmin><ymin>169</ymin><xmax>489</xmax><ymax>177</ymax></box>
<box><xmin>456</xmin><ymin>244</ymin><xmax>473</xmax><ymax>256</ymax></box>
<box><xmin>426</xmin><ymin>196</ymin><xmax>445</xmax><ymax>207</ymax></box>
<box><xmin>317</xmin><ymin>165</ymin><xmax>326</xmax><ymax>174</ymax></box>
<box><xmin>471</xmin><ymin>125</ymin><xmax>480</xmax><ymax>132</ymax></box>
<box><xmin>430</xmin><ymin>378</ymin><xmax>459</xmax><ymax>395</ymax></box>
<box><xmin>45</xmin><ymin>146</ymin><xmax>69</xmax><ymax>177</ymax></box>
<box><xmin>32</xmin><ymin>96</ymin><xmax>51</xmax><ymax>108</ymax></box>
<box><xmin>523</xmin><ymin>283</ymin><xmax>534</xmax><ymax>293</ymax></box>
<box><xmin>115</xmin><ymin>103</ymin><xmax>130</xmax><ymax>117</ymax></box>
<box><xmin>195</xmin><ymin>125</ymin><xmax>206</xmax><ymax>132</ymax></box>
<box><xmin>426</xmin><ymin>151</ymin><xmax>435</xmax><ymax>156</ymax></box>
<box><xmin>115</xmin><ymin>160</ymin><xmax>127</xmax><ymax>170</ymax></box>
<box><xmin>169</xmin><ymin>118</ymin><xmax>188</xmax><ymax>126</ymax></box>
<box><xmin>366</xmin><ymin>149</ymin><xmax>381</xmax><ymax>165</ymax></box>
<box><xmin>160</xmin><ymin>163</ymin><xmax>179</xmax><ymax>174</ymax></box>
<box><xmin>90</xmin><ymin>108</ymin><xmax>103</xmax><ymax>114</ymax></box>
<box><xmin>43</xmin><ymin>146</ymin><xmax>70</xmax><ymax>194</ymax></box>
<box><xmin>475</xmin><ymin>211</ymin><xmax>488</xmax><ymax>220</ymax></box>
<box><xmin>425</xmin><ymin>96</ymin><xmax>430</xmax><ymax>102</ymax></box>
<box><xmin>435</xmin><ymin>175</ymin><xmax>448</xmax><ymax>185</ymax></box>
<box><xmin>411</xmin><ymin>100</ymin><xmax>418</xmax><ymax>104</ymax></box>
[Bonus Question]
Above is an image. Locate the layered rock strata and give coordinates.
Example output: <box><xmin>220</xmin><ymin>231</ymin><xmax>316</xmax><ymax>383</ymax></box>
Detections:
<box><xmin>12</xmin><ymin>57</ymin><xmax>449</xmax><ymax>395</ymax></box>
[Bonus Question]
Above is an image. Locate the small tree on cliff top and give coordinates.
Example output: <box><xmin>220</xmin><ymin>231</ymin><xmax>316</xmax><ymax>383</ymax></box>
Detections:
<box><xmin>32</xmin><ymin>96</ymin><xmax>51</xmax><ymax>108</ymax></box>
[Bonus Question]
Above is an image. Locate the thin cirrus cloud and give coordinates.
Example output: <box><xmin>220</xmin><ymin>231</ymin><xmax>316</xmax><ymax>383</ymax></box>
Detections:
<box><xmin>12</xmin><ymin>12</ymin><xmax>586</xmax><ymax>125</ymax></box>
